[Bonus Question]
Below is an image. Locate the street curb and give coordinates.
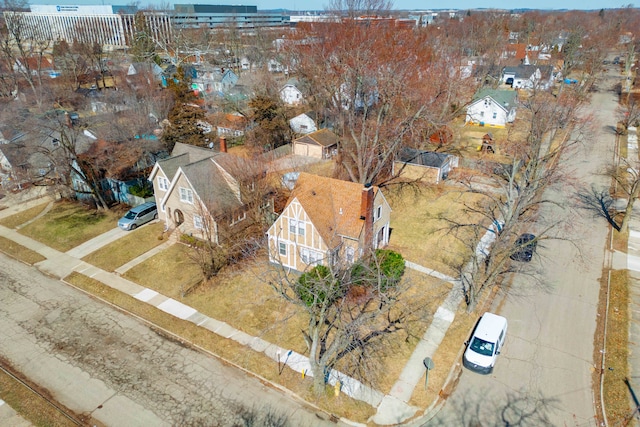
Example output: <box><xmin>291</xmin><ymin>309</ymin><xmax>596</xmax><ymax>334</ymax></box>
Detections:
<box><xmin>58</xmin><ymin>275</ymin><xmax>345</xmax><ymax>425</ymax></box>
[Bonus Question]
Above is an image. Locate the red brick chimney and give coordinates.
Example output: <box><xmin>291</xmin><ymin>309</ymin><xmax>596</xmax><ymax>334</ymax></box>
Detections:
<box><xmin>360</xmin><ymin>183</ymin><xmax>374</xmax><ymax>249</ymax></box>
<box><xmin>219</xmin><ymin>136</ymin><xmax>227</xmax><ymax>153</ymax></box>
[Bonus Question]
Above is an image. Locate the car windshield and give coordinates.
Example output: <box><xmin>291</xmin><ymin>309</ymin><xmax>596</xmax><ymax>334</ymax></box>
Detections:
<box><xmin>470</xmin><ymin>337</ymin><xmax>494</xmax><ymax>356</ymax></box>
<box><xmin>124</xmin><ymin>211</ymin><xmax>137</xmax><ymax>219</ymax></box>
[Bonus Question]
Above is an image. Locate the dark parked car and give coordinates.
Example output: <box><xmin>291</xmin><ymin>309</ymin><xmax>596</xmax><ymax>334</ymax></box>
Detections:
<box><xmin>506</xmin><ymin>77</ymin><xmax>514</xmax><ymax>86</ymax></box>
<box><xmin>510</xmin><ymin>233</ymin><xmax>537</xmax><ymax>262</ymax></box>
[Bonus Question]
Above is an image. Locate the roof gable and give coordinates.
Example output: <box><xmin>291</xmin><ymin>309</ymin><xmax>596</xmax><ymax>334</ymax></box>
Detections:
<box><xmin>179</xmin><ymin>158</ymin><xmax>242</xmax><ymax>216</ymax></box>
<box><xmin>288</xmin><ymin>173</ymin><xmax>375</xmax><ymax>246</ymax></box>
<box><xmin>471</xmin><ymin>89</ymin><xmax>517</xmax><ymax>111</ymax></box>
<box><xmin>294</xmin><ymin>129</ymin><xmax>339</xmax><ymax>147</ymax></box>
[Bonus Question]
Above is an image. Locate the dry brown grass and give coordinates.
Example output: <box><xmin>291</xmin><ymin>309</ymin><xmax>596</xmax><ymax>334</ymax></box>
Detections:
<box><xmin>82</xmin><ymin>222</ymin><xmax>166</xmax><ymax>271</ymax></box>
<box><xmin>0</xmin><ymin>235</ymin><xmax>46</xmax><ymax>264</ymax></box>
<box><xmin>371</xmin><ymin>270</ymin><xmax>452</xmax><ymax>394</ymax></box>
<box><xmin>0</xmin><ymin>203</ymin><xmax>49</xmax><ymax>229</ymax></box>
<box><xmin>600</xmin><ymin>226</ymin><xmax>631</xmax><ymax>424</ymax></box>
<box><xmin>409</xmin><ymin>307</ymin><xmax>476</xmax><ymax>409</ymax></box>
<box><xmin>64</xmin><ymin>271</ymin><xmax>375</xmax><ymax>423</ymax></box>
<box><xmin>122</xmin><ymin>243</ymin><xmax>203</xmax><ymax>296</ymax></box>
<box><xmin>385</xmin><ymin>183</ymin><xmax>485</xmax><ymax>277</ymax></box>
<box><xmin>620</xmin><ymin>134</ymin><xmax>628</xmax><ymax>159</ymax></box>
<box><xmin>121</xmin><ymin>246</ymin><xmax>453</xmax><ymax>394</ymax></box>
<box><xmin>0</xmin><ymin>369</ymin><xmax>77</xmax><ymax>427</ymax></box>
<box><xmin>602</xmin><ymin>268</ymin><xmax>631</xmax><ymax>424</ymax></box>
<box><xmin>18</xmin><ymin>201</ymin><xmax>126</xmax><ymax>252</ymax></box>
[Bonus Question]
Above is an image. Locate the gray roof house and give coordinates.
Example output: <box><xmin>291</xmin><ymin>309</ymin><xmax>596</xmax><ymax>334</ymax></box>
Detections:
<box><xmin>148</xmin><ymin>142</ymin><xmax>263</xmax><ymax>241</ymax></box>
<box><xmin>502</xmin><ymin>64</ymin><xmax>555</xmax><ymax>90</ymax></box>
<box><xmin>465</xmin><ymin>89</ymin><xmax>518</xmax><ymax>128</ymax></box>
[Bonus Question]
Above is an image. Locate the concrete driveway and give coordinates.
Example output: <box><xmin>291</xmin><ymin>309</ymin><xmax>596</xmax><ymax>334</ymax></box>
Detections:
<box><xmin>429</xmin><ymin>72</ymin><xmax>619</xmax><ymax>426</ymax></box>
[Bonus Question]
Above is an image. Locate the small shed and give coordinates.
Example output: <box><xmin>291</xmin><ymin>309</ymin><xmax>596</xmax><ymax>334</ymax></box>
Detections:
<box><xmin>393</xmin><ymin>147</ymin><xmax>458</xmax><ymax>183</ymax></box>
<box><xmin>292</xmin><ymin>129</ymin><xmax>339</xmax><ymax>159</ymax></box>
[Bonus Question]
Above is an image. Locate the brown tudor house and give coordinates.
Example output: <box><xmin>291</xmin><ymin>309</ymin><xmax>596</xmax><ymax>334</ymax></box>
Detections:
<box><xmin>267</xmin><ymin>172</ymin><xmax>391</xmax><ymax>272</ymax></box>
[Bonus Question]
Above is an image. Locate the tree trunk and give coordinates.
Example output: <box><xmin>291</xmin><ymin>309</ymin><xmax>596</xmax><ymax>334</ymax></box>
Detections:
<box><xmin>620</xmin><ymin>180</ymin><xmax>640</xmax><ymax>233</ymax></box>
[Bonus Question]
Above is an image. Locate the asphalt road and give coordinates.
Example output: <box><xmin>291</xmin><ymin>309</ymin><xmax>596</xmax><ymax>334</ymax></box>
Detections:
<box><xmin>0</xmin><ymin>252</ymin><xmax>338</xmax><ymax>427</ymax></box>
<box><xmin>429</xmin><ymin>72</ymin><xmax>619</xmax><ymax>426</ymax></box>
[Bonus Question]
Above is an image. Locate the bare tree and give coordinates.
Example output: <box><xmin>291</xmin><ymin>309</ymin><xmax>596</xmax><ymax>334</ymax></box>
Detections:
<box><xmin>604</xmin><ymin>156</ymin><xmax>640</xmax><ymax>233</ymax></box>
<box><xmin>326</xmin><ymin>0</ymin><xmax>393</xmax><ymax>18</ymax></box>
<box><xmin>1</xmin><ymin>0</ymin><xmax>52</xmax><ymax>107</ymax></box>
<box><xmin>267</xmin><ymin>249</ymin><xmax>421</xmax><ymax>394</ymax></box>
<box><xmin>182</xmin><ymin>154</ymin><xmax>273</xmax><ymax>281</ymax></box>
<box><xmin>617</xmin><ymin>97</ymin><xmax>640</xmax><ymax>134</ymax></box>
<box><xmin>444</xmin><ymin>87</ymin><xmax>588</xmax><ymax>310</ymax></box>
<box><xmin>286</xmin><ymin>19</ymin><xmax>476</xmax><ymax>185</ymax></box>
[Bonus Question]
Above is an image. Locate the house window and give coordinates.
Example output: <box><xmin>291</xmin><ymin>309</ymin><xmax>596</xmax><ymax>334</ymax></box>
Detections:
<box><xmin>230</xmin><ymin>211</ymin><xmax>246</xmax><ymax>226</ymax></box>
<box><xmin>179</xmin><ymin>187</ymin><xmax>193</xmax><ymax>204</ymax></box>
<box><xmin>301</xmin><ymin>248</ymin><xmax>321</xmax><ymax>265</ymax></box>
<box><xmin>289</xmin><ymin>219</ymin><xmax>305</xmax><ymax>236</ymax></box>
<box><xmin>300</xmin><ymin>124</ymin><xmax>308</xmax><ymax>130</ymax></box>
<box><xmin>375</xmin><ymin>205</ymin><xmax>382</xmax><ymax>221</ymax></box>
<box><xmin>480</xmin><ymin>111</ymin><xmax>485</xmax><ymax>118</ymax></box>
<box><xmin>158</xmin><ymin>176</ymin><xmax>169</xmax><ymax>191</ymax></box>
<box><xmin>346</xmin><ymin>247</ymin><xmax>355</xmax><ymax>264</ymax></box>
<box><xmin>279</xmin><ymin>242</ymin><xmax>287</xmax><ymax>256</ymax></box>
<box><xmin>194</xmin><ymin>215</ymin><xmax>203</xmax><ymax>229</ymax></box>
<box><xmin>492</xmin><ymin>112</ymin><xmax>497</xmax><ymax>119</ymax></box>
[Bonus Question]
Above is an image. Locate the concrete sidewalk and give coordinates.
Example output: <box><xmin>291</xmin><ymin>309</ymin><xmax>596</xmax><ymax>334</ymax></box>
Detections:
<box><xmin>619</xmin><ymin>125</ymin><xmax>640</xmax><ymax>425</ymax></box>
<box><xmin>0</xmin><ymin>399</ymin><xmax>32</xmax><ymax>427</ymax></box>
<box><xmin>0</xmin><ymin>194</ymin><xmax>476</xmax><ymax>425</ymax></box>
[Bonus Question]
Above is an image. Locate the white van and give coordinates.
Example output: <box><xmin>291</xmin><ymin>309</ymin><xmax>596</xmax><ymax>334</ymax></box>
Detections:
<box><xmin>463</xmin><ymin>312</ymin><xmax>507</xmax><ymax>374</ymax></box>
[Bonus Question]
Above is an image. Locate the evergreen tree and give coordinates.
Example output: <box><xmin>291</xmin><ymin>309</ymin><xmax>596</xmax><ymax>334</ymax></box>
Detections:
<box><xmin>162</xmin><ymin>67</ymin><xmax>206</xmax><ymax>151</ymax></box>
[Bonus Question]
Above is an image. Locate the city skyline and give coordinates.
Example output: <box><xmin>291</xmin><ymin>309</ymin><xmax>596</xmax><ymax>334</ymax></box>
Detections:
<box><xmin>28</xmin><ymin>0</ymin><xmax>630</xmax><ymax>11</ymax></box>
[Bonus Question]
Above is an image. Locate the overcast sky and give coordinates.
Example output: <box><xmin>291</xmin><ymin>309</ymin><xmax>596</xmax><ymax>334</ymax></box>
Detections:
<box><xmin>31</xmin><ymin>0</ymin><xmax>629</xmax><ymax>11</ymax></box>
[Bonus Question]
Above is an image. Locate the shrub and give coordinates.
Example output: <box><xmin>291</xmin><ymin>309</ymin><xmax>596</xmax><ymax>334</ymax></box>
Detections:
<box><xmin>296</xmin><ymin>265</ymin><xmax>342</xmax><ymax>308</ymax></box>
<box><xmin>129</xmin><ymin>181</ymin><xmax>154</xmax><ymax>198</ymax></box>
<box><xmin>374</xmin><ymin>249</ymin><xmax>405</xmax><ymax>292</ymax></box>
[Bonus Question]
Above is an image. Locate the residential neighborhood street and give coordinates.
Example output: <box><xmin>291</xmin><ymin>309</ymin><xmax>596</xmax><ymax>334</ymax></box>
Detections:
<box><xmin>0</xmin><ymin>252</ymin><xmax>339</xmax><ymax>426</ymax></box>
<box><xmin>428</xmin><ymin>71</ymin><xmax>620</xmax><ymax>425</ymax></box>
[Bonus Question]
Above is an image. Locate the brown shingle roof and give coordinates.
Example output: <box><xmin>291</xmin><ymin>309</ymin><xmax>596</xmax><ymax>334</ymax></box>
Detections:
<box><xmin>290</xmin><ymin>173</ymin><xmax>375</xmax><ymax>247</ymax></box>
<box><xmin>294</xmin><ymin>129</ymin><xmax>339</xmax><ymax>148</ymax></box>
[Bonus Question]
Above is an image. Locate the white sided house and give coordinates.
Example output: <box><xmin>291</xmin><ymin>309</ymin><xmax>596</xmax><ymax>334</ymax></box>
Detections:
<box><xmin>280</xmin><ymin>78</ymin><xmax>304</xmax><ymax>105</ymax></box>
<box><xmin>502</xmin><ymin>64</ymin><xmax>555</xmax><ymax>90</ymax></box>
<box><xmin>465</xmin><ymin>89</ymin><xmax>517</xmax><ymax>128</ymax></box>
<box><xmin>289</xmin><ymin>111</ymin><xmax>317</xmax><ymax>134</ymax></box>
<box><xmin>267</xmin><ymin>173</ymin><xmax>391</xmax><ymax>272</ymax></box>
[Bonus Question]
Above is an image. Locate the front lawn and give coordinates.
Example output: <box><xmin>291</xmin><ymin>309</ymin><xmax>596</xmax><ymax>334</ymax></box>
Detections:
<box><xmin>0</xmin><ymin>203</ymin><xmax>49</xmax><ymax>229</ymax></box>
<box><xmin>82</xmin><ymin>222</ymin><xmax>166</xmax><ymax>271</ymax></box>
<box><xmin>122</xmin><ymin>243</ymin><xmax>203</xmax><ymax>296</ymax></box>
<box><xmin>18</xmin><ymin>201</ymin><xmax>126</xmax><ymax>252</ymax></box>
<box><xmin>121</xmin><ymin>242</ymin><xmax>453</xmax><ymax>395</ymax></box>
<box><xmin>0</xmin><ymin>236</ymin><xmax>46</xmax><ymax>264</ymax></box>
